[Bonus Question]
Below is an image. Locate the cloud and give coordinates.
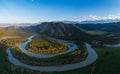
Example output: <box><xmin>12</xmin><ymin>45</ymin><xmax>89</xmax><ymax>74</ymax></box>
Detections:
<box><xmin>86</xmin><ymin>14</ymin><xmax>120</xmax><ymax>20</ymax></box>
<box><xmin>106</xmin><ymin>14</ymin><xmax>120</xmax><ymax>19</ymax></box>
<box><xmin>87</xmin><ymin>15</ymin><xmax>98</xmax><ymax>19</ymax></box>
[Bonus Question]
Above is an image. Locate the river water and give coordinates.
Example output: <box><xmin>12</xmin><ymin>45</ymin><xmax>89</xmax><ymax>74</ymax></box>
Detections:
<box><xmin>6</xmin><ymin>35</ymin><xmax>98</xmax><ymax>72</ymax></box>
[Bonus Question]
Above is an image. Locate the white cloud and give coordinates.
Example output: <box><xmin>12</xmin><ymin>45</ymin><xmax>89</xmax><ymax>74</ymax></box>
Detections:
<box><xmin>87</xmin><ymin>15</ymin><xmax>98</xmax><ymax>20</ymax></box>
<box><xmin>86</xmin><ymin>14</ymin><xmax>120</xmax><ymax>20</ymax></box>
<box><xmin>107</xmin><ymin>14</ymin><xmax>120</xmax><ymax>19</ymax></box>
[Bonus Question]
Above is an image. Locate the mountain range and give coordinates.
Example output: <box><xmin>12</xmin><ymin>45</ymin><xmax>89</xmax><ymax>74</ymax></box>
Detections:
<box><xmin>76</xmin><ymin>22</ymin><xmax>120</xmax><ymax>33</ymax></box>
<box><xmin>28</xmin><ymin>22</ymin><xmax>88</xmax><ymax>39</ymax></box>
<box><xmin>0</xmin><ymin>20</ymin><xmax>120</xmax><ymax>37</ymax></box>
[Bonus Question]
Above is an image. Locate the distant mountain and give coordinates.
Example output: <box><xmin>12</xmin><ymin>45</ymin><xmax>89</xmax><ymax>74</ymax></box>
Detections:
<box><xmin>79</xmin><ymin>19</ymin><xmax>120</xmax><ymax>24</ymax></box>
<box><xmin>0</xmin><ymin>22</ymin><xmax>118</xmax><ymax>43</ymax></box>
<box><xmin>0</xmin><ymin>26</ymin><xmax>22</xmax><ymax>31</ymax></box>
<box><xmin>76</xmin><ymin>22</ymin><xmax>120</xmax><ymax>33</ymax></box>
<box><xmin>0</xmin><ymin>23</ymin><xmax>38</xmax><ymax>27</ymax></box>
<box><xmin>102</xmin><ymin>22</ymin><xmax>120</xmax><ymax>32</ymax></box>
<box><xmin>23</xmin><ymin>22</ymin><xmax>118</xmax><ymax>43</ymax></box>
<box><xmin>30</xmin><ymin>22</ymin><xmax>89</xmax><ymax>39</ymax></box>
<box><xmin>62</xmin><ymin>19</ymin><xmax>120</xmax><ymax>33</ymax></box>
<box><xmin>5</xmin><ymin>26</ymin><xmax>22</xmax><ymax>30</ymax></box>
<box><xmin>64</xmin><ymin>19</ymin><xmax>120</xmax><ymax>24</ymax></box>
<box><xmin>1</xmin><ymin>21</ymin><xmax>120</xmax><ymax>33</ymax></box>
<box><xmin>76</xmin><ymin>23</ymin><xmax>113</xmax><ymax>31</ymax></box>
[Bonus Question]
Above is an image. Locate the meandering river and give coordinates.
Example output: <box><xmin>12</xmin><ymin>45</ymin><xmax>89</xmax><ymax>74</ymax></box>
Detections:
<box><xmin>6</xmin><ymin>35</ymin><xmax>98</xmax><ymax>71</ymax></box>
<box><xmin>18</xmin><ymin>35</ymin><xmax>78</xmax><ymax>58</ymax></box>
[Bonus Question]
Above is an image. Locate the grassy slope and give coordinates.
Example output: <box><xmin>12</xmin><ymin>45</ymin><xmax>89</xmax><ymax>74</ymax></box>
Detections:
<box><xmin>93</xmin><ymin>47</ymin><xmax>120</xmax><ymax>74</ymax></box>
<box><xmin>0</xmin><ymin>31</ymin><xmax>35</xmax><ymax>74</ymax></box>
<box><xmin>0</xmin><ymin>44</ymin><xmax>25</xmax><ymax>74</ymax></box>
<box><xmin>45</xmin><ymin>47</ymin><xmax>120</xmax><ymax>74</ymax></box>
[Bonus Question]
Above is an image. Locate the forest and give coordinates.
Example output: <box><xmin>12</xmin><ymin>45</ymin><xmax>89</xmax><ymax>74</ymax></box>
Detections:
<box><xmin>11</xmin><ymin>41</ymin><xmax>88</xmax><ymax>66</ymax></box>
<box><xmin>26</xmin><ymin>35</ymin><xmax>68</xmax><ymax>54</ymax></box>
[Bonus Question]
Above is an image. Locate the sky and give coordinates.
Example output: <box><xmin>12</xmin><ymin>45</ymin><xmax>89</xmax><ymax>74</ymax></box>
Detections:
<box><xmin>0</xmin><ymin>0</ymin><xmax>120</xmax><ymax>23</ymax></box>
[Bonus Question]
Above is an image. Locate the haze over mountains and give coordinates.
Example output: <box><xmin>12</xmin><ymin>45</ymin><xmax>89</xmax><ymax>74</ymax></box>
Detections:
<box><xmin>0</xmin><ymin>23</ymin><xmax>38</xmax><ymax>27</ymax></box>
<box><xmin>0</xmin><ymin>19</ymin><xmax>120</xmax><ymax>35</ymax></box>
<box><xmin>0</xmin><ymin>19</ymin><xmax>120</xmax><ymax>26</ymax></box>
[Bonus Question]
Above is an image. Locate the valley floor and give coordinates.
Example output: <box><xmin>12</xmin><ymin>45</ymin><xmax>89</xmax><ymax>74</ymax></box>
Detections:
<box><xmin>0</xmin><ymin>33</ymin><xmax>120</xmax><ymax>74</ymax></box>
<box><xmin>6</xmin><ymin>42</ymin><xmax>97</xmax><ymax>71</ymax></box>
<box><xmin>0</xmin><ymin>44</ymin><xmax>120</xmax><ymax>74</ymax></box>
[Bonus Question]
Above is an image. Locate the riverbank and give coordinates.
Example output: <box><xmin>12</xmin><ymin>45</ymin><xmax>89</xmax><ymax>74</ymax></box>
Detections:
<box><xmin>18</xmin><ymin>35</ymin><xmax>78</xmax><ymax>58</ymax></box>
<box><xmin>6</xmin><ymin>43</ymin><xmax>98</xmax><ymax>71</ymax></box>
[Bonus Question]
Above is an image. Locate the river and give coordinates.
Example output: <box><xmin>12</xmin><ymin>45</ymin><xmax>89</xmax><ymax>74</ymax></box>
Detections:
<box><xmin>6</xmin><ymin>35</ymin><xmax>98</xmax><ymax>71</ymax></box>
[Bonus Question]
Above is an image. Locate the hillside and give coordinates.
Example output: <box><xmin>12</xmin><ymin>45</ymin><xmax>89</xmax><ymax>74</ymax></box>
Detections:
<box><xmin>31</xmin><ymin>22</ymin><xmax>88</xmax><ymax>39</ymax></box>
<box><xmin>0</xmin><ymin>22</ymin><xmax>119</xmax><ymax>43</ymax></box>
<box><xmin>76</xmin><ymin>22</ymin><xmax>120</xmax><ymax>33</ymax></box>
<box><xmin>102</xmin><ymin>22</ymin><xmax>120</xmax><ymax>32</ymax></box>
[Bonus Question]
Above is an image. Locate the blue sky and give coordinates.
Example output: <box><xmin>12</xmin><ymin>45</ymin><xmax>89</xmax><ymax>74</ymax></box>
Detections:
<box><xmin>0</xmin><ymin>0</ymin><xmax>120</xmax><ymax>23</ymax></box>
